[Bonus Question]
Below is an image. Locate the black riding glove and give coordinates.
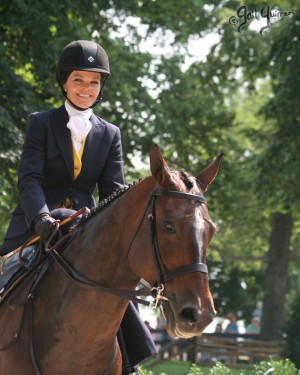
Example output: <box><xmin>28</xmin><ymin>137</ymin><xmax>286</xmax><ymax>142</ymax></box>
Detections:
<box><xmin>34</xmin><ymin>214</ymin><xmax>58</xmax><ymax>243</ymax></box>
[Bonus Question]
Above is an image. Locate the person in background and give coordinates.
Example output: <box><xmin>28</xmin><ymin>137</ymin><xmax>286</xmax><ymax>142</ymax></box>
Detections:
<box><xmin>0</xmin><ymin>39</ymin><xmax>157</xmax><ymax>374</ymax></box>
<box><xmin>224</xmin><ymin>312</ymin><xmax>239</xmax><ymax>334</ymax></box>
<box><xmin>246</xmin><ymin>317</ymin><xmax>261</xmax><ymax>334</ymax></box>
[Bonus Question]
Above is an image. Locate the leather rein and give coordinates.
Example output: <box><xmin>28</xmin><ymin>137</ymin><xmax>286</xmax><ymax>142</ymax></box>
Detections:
<box><xmin>45</xmin><ymin>187</ymin><xmax>209</xmax><ymax>309</ymax></box>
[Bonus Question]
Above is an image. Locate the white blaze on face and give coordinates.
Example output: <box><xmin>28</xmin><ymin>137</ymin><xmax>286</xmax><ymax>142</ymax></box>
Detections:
<box><xmin>195</xmin><ymin>210</ymin><xmax>206</xmax><ymax>262</ymax></box>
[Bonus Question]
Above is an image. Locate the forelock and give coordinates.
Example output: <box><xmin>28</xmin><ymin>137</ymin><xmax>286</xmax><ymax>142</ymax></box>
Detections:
<box><xmin>179</xmin><ymin>169</ymin><xmax>196</xmax><ymax>190</ymax></box>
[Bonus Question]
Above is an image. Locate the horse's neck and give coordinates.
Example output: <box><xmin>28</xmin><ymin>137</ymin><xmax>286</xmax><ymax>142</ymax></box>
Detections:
<box><xmin>68</xmin><ymin>177</ymin><xmax>155</xmax><ymax>289</ymax></box>
<box><xmin>52</xmin><ymin>177</ymin><xmax>155</xmax><ymax>320</ymax></box>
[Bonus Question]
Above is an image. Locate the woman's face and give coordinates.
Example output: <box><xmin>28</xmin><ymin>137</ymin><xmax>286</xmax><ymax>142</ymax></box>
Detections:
<box><xmin>64</xmin><ymin>70</ymin><xmax>101</xmax><ymax>109</ymax></box>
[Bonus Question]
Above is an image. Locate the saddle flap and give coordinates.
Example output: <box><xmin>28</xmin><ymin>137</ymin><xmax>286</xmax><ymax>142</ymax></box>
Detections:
<box><xmin>0</xmin><ymin>256</ymin><xmax>52</xmax><ymax>351</ymax></box>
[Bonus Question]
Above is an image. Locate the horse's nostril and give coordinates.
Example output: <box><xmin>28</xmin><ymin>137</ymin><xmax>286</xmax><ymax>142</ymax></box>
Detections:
<box><xmin>180</xmin><ymin>307</ymin><xmax>201</xmax><ymax>323</ymax></box>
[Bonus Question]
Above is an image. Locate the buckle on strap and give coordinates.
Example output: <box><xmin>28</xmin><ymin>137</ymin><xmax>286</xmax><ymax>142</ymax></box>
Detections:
<box><xmin>149</xmin><ymin>284</ymin><xmax>168</xmax><ymax>309</ymax></box>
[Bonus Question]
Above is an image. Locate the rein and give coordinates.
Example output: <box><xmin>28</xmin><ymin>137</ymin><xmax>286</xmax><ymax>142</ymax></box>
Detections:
<box><xmin>48</xmin><ymin>248</ymin><xmax>153</xmax><ymax>306</ymax></box>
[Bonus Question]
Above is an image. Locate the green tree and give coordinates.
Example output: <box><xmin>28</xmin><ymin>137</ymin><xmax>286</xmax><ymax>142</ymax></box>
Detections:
<box><xmin>197</xmin><ymin>0</ymin><xmax>300</xmax><ymax>339</ymax></box>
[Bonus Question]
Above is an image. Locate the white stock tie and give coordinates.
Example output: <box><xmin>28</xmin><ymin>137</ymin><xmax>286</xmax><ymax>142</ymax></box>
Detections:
<box><xmin>65</xmin><ymin>101</ymin><xmax>93</xmax><ymax>153</ymax></box>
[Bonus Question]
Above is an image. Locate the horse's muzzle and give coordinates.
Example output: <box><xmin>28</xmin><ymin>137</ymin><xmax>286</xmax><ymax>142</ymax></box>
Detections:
<box><xmin>165</xmin><ymin>303</ymin><xmax>216</xmax><ymax>338</ymax></box>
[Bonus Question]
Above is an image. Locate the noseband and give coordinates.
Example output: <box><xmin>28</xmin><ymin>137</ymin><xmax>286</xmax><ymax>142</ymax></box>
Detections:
<box><xmin>148</xmin><ymin>189</ymin><xmax>208</xmax><ymax>287</ymax></box>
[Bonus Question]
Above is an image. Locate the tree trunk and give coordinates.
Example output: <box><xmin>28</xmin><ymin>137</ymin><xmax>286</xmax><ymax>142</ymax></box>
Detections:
<box><xmin>261</xmin><ymin>212</ymin><xmax>293</xmax><ymax>340</ymax></box>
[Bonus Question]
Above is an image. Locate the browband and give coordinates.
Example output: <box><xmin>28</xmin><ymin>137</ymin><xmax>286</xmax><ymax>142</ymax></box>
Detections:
<box><xmin>152</xmin><ymin>190</ymin><xmax>206</xmax><ymax>204</ymax></box>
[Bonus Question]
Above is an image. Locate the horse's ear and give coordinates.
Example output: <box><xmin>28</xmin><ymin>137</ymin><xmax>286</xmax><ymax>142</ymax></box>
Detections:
<box><xmin>197</xmin><ymin>153</ymin><xmax>224</xmax><ymax>192</ymax></box>
<box><xmin>150</xmin><ymin>144</ymin><xmax>172</xmax><ymax>186</ymax></box>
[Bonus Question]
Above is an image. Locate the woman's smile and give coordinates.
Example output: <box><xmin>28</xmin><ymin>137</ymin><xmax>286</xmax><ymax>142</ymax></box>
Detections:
<box><xmin>64</xmin><ymin>70</ymin><xmax>101</xmax><ymax>109</ymax></box>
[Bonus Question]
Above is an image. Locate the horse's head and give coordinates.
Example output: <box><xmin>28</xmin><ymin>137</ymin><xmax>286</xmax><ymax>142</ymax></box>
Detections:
<box><xmin>149</xmin><ymin>145</ymin><xmax>223</xmax><ymax>338</ymax></box>
<box><xmin>130</xmin><ymin>145</ymin><xmax>222</xmax><ymax>338</ymax></box>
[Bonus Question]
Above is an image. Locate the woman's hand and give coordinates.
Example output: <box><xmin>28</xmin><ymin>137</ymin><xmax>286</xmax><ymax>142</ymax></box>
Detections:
<box><xmin>34</xmin><ymin>214</ymin><xmax>58</xmax><ymax>242</ymax></box>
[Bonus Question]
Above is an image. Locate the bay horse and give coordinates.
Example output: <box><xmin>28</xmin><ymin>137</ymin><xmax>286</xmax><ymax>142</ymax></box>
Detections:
<box><xmin>0</xmin><ymin>145</ymin><xmax>222</xmax><ymax>375</ymax></box>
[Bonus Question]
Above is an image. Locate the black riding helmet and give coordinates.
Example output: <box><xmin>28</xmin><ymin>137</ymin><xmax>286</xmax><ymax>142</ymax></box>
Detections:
<box><xmin>56</xmin><ymin>40</ymin><xmax>110</xmax><ymax>109</ymax></box>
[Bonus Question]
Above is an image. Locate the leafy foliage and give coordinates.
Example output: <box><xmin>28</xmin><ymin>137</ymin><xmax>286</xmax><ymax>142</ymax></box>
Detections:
<box><xmin>139</xmin><ymin>359</ymin><xmax>299</xmax><ymax>374</ymax></box>
<box><xmin>254</xmin><ymin>358</ymin><xmax>299</xmax><ymax>374</ymax></box>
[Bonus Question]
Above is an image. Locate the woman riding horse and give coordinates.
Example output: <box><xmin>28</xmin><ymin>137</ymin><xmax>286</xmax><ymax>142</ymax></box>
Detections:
<box><xmin>1</xmin><ymin>144</ymin><xmax>222</xmax><ymax>375</ymax></box>
<box><xmin>0</xmin><ymin>40</ymin><xmax>156</xmax><ymax>374</ymax></box>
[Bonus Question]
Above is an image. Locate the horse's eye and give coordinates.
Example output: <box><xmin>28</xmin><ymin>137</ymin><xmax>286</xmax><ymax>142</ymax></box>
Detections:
<box><xmin>162</xmin><ymin>221</ymin><xmax>176</xmax><ymax>234</ymax></box>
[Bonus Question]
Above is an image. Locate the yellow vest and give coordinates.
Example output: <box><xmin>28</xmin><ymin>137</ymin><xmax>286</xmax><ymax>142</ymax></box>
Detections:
<box><xmin>57</xmin><ymin>139</ymin><xmax>86</xmax><ymax>209</ymax></box>
<box><xmin>73</xmin><ymin>140</ymin><xmax>86</xmax><ymax>179</ymax></box>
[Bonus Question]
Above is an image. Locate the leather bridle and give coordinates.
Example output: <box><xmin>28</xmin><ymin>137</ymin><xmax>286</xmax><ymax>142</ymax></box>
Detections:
<box><xmin>45</xmin><ymin>186</ymin><xmax>209</xmax><ymax>308</ymax></box>
<box><xmin>149</xmin><ymin>189</ymin><xmax>208</xmax><ymax>285</ymax></box>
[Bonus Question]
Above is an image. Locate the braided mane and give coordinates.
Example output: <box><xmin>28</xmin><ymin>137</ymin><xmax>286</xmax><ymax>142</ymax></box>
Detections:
<box><xmin>80</xmin><ymin>181</ymin><xmax>141</xmax><ymax>225</ymax></box>
<box><xmin>79</xmin><ymin>169</ymin><xmax>195</xmax><ymax>226</ymax></box>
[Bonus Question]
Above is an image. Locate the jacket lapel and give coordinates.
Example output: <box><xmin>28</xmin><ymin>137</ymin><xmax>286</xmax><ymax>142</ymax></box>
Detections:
<box><xmin>52</xmin><ymin>105</ymin><xmax>74</xmax><ymax>181</ymax></box>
